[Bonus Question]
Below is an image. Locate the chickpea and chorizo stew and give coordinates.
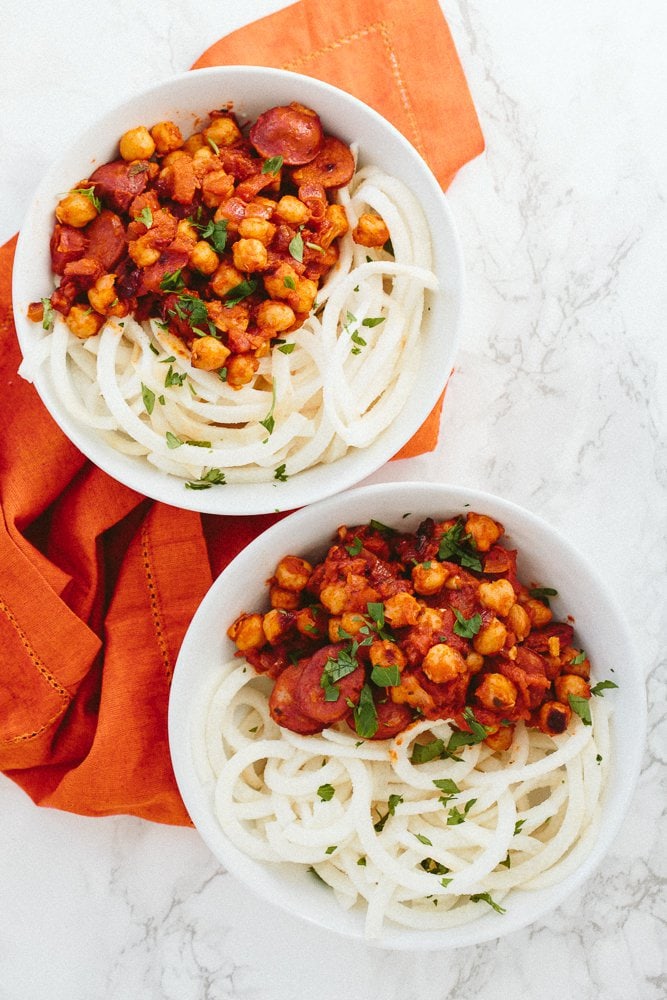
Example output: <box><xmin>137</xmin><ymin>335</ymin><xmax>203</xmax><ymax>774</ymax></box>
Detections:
<box><xmin>228</xmin><ymin>512</ymin><xmax>600</xmax><ymax>747</ymax></box>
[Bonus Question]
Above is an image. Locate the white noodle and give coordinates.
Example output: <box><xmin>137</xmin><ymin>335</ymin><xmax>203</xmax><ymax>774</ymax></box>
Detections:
<box><xmin>33</xmin><ymin>168</ymin><xmax>437</xmax><ymax>485</ymax></box>
<box><xmin>194</xmin><ymin>658</ymin><xmax>611</xmax><ymax>939</ymax></box>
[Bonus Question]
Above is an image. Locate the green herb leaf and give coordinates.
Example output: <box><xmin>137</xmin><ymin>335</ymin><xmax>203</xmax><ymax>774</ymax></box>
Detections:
<box><xmin>345</xmin><ymin>536</ymin><xmax>363</xmax><ymax>556</ymax></box>
<box><xmin>357</xmin><ymin>856</ymin><xmax>367</xmax><ymax>866</ymax></box>
<box><xmin>159</xmin><ymin>269</ymin><xmax>185</xmax><ymax>293</ymax></box>
<box><xmin>225</xmin><ymin>277</ymin><xmax>258</xmax><ymax>306</ymax></box>
<box><xmin>414</xmin><ymin>832</ymin><xmax>433</xmax><ymax>846</ymax></box>
<box><xmin>305</xmin><ymin>241</ymin><xmax>324</xmax><ymax>253</ymax></box>
<box><xmin>317</xmin><ymin>784</ymin><xmax>335</xmax><ymax>802</ymax></box>
<box><xmin>452</xmin><ymin>608</ymin><xmax>483</xmax><ymax>638</ymax></box>
<box><xmin>446</xmin><ymin>798</ymin><xmax>477</xmax><ymax>826</ymax></box>
<box><xmin>164</xmin><ymin>364</ymin><xmax>187</xmax><ymax>388</ymax></box>
<box><xmin>370</xmin><ymin>664</ymin><xmax>401</xmax><ymax>687</ymax></box>
<box><xmin>289</xmin><ymin>230</ymin><xmax>304</xmax><ymax>263</ymax></box>
<box><xmin>591</xmin><ymin>679</ymin><xmax>618</xmax><ymax>697</ymax></box>
<box><xmin>206</xmin><ymin>136</ymin><xmax>220</xmax><ymax>155</ymax></box>
<box><xmin>369</xmin><ymin>519</ymin><xmax>395</xmax><ymax>536</ymax></box>
<box><xmin>262</xmin><ymin>155</ymin><xmax>283</xmax><ymax>174</ymax></box>
<box><xmin>411</xmin><ymin>738</ymin><xmax>446</xmax><ymax>764</ymax></box>
<box><xmin>277</xmin><ymin>342</ymin><xmax>295</xmax><ymax>354</ymax></box>
<box><xmin>437</xmin><ymin>518</ymin><xmax>482</xmax><ymax>572</ymax></box>
<box><xmin>166</xmin><ymin>431</ymin><xmax>183</xmax><ymax>449</ymax></box>
<box><xmin>274</xmin><ymin>463</ymin><xmax>288</xmax><ymax>482</ymax></box>
<box><xmin>528</xmin><ymin>586</ymin><xmax>558</xmax><ymax>607</ymax></box>
<box><xmin>571</xmin><ymin>650</ymin><xmax>587</xmax><ymax>665</ymax></box>
<box><xmin>41</xmin><ymin>297</ymin><xmax>55</xmax><ymax>331</ymax></box>
<box><xmin>71</xmin><ymin>186</ymin><xmax>101</xmax><ymax>212</ymax></box>
<box><xmin>361</xmin><ymin>316</ymin><xmax>385</xmax><ymax>328</ymax></box>
<box><xmin>513</xmin><ymin>819</ymin><xmax>525</xmax><ymax>836</ymax></box>
<box><xmin>420</xmin><ymin>857</ymin><xmax>451</xmax><ymax>875</ymax></box>
<box><xmin>283</xmin><ymin>275</ymin><xmax>296</xmax><ymax>290</ymax></box>
<box><xmin>353</xmin><ymin>684</ymin><xmax>378</xmax><ymax>739</ymax></box>
<box><xmin>199</xmin><ymin>218</ymin><xmax>228</xmax><ymax>254</ymax></box>
<box><xmin>141</xmin><ymin>383</ymin><xmax>155</xmax><ymax>414</ymax></box>
<box><xmin>568</xmin><ymin>694</ymin><xmax>592</xmax><ymax>725</ymax></box>
<box><xmin>373</xmin><ymin>793</ymin><xmax>403</xmax><ymax>832</ymax></box>
<box><xmin>260</xmin><ymin>381</ymin><xmax>277</xmax><ymax>437</ymax></box>
<box><xmin>433</xmin><ymin>778</ymin><xmax>460</xmax><ymax>795</ymax></box>
<box><xmin>469</xmin><ymin>891</ymin><xmax>506</xmax><ymax>914</ymax></box>
<box><xmin>135</xmin><ymin>206</ymin><xmax>153</xmax><ymax>228</ymax></box>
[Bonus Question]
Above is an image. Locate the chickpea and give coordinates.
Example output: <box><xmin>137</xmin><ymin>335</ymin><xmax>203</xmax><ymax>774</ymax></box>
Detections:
<box><xmin>290</xmin><ymin>276</ymin><xmax>318</xmax><ymax>313</ymax></box>
<box><xmin>190</xmin><ymin>336</ymin><xmax>230</xmax><ymax>372</ymax></box>
<box><xmin>554</xmin><ymin>674</ymin><xmax>591</xmax><ymax>704</ymax></box>
<box><xmin>274</xmin><ymin>195</ymin><xmax>310</xmax><ymax>226</ymax></box>
<box><xmin>274</xmin><ymin>556</ymin><xmax>312</xmax><ymax>592</ymax></box>
<box><xmin>119</xmin><ymin>126</ymin><xmax>155</xmax><ymax>162</ymax></box>
<box><xmin>416</xmin><ymin>606</ymin><xmax>445</xmax><ymax>631</ymax></box>
<box><xmin>537</xmin><ymin>700</ymin><xmax>572</xmax><ymax>736</ymax></box>
<box><xmin>411</xmin><ymin>560</ymin><xmax>448</xmax><ymax>595</ymax></box>
<box><xmin>466</xmin><ymin>651</ymin><xmax>485</xmax><ymax>672</ymax></box>
<box><xmin>263</xmin><ymin>263</ymin><xmax>300</xmax><ymax>301</ymax></box>
<box><xmin>478</xmin><ymin>579</ymin><xmax>515</xmax><ymax>617</ymax></box>
<box><xmin>369</xmin><ymin>640</ymin><xmax>406</xmax><ymax>672</ymax></box>
<box><xmin>296</xmin><ymin>606</ymin><xmax>326</xmax><ymax>640</ymax></box>
<box><xmin>190</xmin><ymin>240</ymin><xmax>219</xmax><ymax>275</ymax></box>
<box><xmin>390</xmin><ymin>673</ymin><xmax>435</xmax><ymax>713</ymax></box>
<box><xmin>127</xmin><ymin>235</ymin><xmax>161</xmax><ymax>268</ymax></box>
<box><xmin>150</xmin><ymin>120</ymin><xmax>183</xmax><ymax>155</ymax></box>
<box><xmin>226</xmin><ymin>353</ymin><xmax>259</xmax><ymax>389</ymax></box>
<box><xmin>238</xmin><ymin>217</ymin><xmax>276</xmax><ymax>246</ymax></box>
<box><xmin>262</xmin><ymin>609</ymin><xmax>294</xmax><ymax>645</ymax></box>
<box><xmin>473</xmin><ymin>617</ymin><xmax>508</xmax><ymax>656</ymax></box>
<box><xmin>232</xmin><ymin>237</ymin><xmax>269</xmax><ymax>273</ymax></box>
<box><xmin>383</xmin><ymin>592</ymin><xmax>422</xmax><ymax>628</ymax></box>
<box><xmin>269</xmin><ymin>585</ymin><xmax>300</xmax><ymax>610</ymax></box>
<box><xmin>465</xmin><ymin>513</ymin><xmax>503</xmax><ymax>552</ymax></box>
<box><xmin>203</xmin><ymin>115</ymin><xmax>242</xmax><ymax>148</ymax></box>
<box><xmin>256</xmin><ymin>300</ymin><xmax>296</xmax><ymax>333</ymax></box>
<box><xmin>475</xmin><ymin>673</ymin><xmax>518</xmax><ymax>711</ymax></box>
<box><xmin>210</xmin><ymin>262</ymin><xmax>245</xmax><ymax>299</ymax></box>
<box><xmin>320</xmin><ymin>584</ymin><xmax>350</xmax><ymax>616</ymax></box>
<box><xmin>328</xmin><ymin>617</ymin><xmax>346</xmax><ymax>642</ymax></box>
<box><xmin>320</xmin><ymin>204</ymin><xmax>349</xmax><ymax>249</ymax></box>
<box><xmin>563</xmin><ymin>648</ymin><xmax>591</xmax><ymax>680</ymax></box>
<box><xmin>422</xmin><ymin>643</ymin><xmax>467</xmax><ymax>684</ymax></box>
<box><xmin>182</xmin><ymin>131</ymin><xmax>207</xmax><ymax>155</ymax></box>
<box><xmin>523</xmin><ymin>598</ymin><xmax>553</xmax><ymax>627</ymax></box>
<box><xmin>548</xmin><ymin>635</ymin><xmax>561</xmax><ymax>658</ymax></box>
<box><xmin>484</xmin><ymin>725</ymin><xmax>514</xmax><ymax>753</ymax></box>
<box><xmin>55</xmin><ymin>191</ymin><xmax>98</xmax><ymax>228</ymax></box>
<box><xmin>352</xmin><ymin>212</ymin><xmax>390</xmax><ymax>248</ymax></box>
<box><xmin>202</xmin><ymin>169</ymin><xmax>235</xmax><ymax>208</ymax></box>
<box><xmin>507</xmin><ymin>602</ymin><xmax>531</xmax><ymax>641</ymax></box>
<box><xmin>340</xmin><ymin>612</ymin><xmax>367</xmax><ymax>638</ymax></box>
<box><xmin>87</xmin><ymin>273</ymin><xmax>127</xmax><ymax>317</ymax></box>
<box><xmin>227</xmin><ymin>612</ymin><xmax>265</xmax><ymax>651</ymax></box>
<box><xmin>64</xmin><ymin>305</ymin><xmax>104</xmax><ymax>339</ymax></box>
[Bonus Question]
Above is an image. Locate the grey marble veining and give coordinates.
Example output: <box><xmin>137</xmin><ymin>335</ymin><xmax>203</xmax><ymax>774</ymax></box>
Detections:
<box><xmin>0</xmin><ymin>1</ymin><xmax>665</xmax><ymax>998</ymax></box>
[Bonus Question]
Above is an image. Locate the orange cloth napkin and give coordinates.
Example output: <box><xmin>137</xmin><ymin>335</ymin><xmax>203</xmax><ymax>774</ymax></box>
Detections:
<box><xmin>0</xmin><ymin>0</ymin><xmax>483</xmax><ymax>824</ymax></box>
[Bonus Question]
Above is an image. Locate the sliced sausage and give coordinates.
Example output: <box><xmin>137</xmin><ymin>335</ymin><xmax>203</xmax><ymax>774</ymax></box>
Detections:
<box><xmin>291</xmin><ymin>136</ymin><xmax>355</xmax><ymax>189</ymax></box>
<box><xmin>50</xmin><ymin>224</ymin><xmax>88</xmax><ymax>275</ymax></box>
<box><xmin>295</xmin><ymin>643</ymin><xmax>365</xmax><ymax>724</ymax></box>
<box><xmin>89</xmin><ymin>159</ymin><xmax>148</xmax><ymax>213</ymax></box>
<box><xmin>85</xmin><ymin>210</ymin><xmax>126</xmax><ymax>270</ymax></box>
<box><xmin>269</xmin><ymin>663</ymin><xmax>324</xmax><ymax>735</ymax></box>
<box><xmin>249</xmin><ymin>103</ymin><xmax>324</xmax><ymax>166</ymax></box>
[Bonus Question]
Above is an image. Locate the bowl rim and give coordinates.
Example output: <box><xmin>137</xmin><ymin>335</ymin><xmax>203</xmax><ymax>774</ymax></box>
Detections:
<box><xmin>168</xmin><ymin>480</ymin><xmax>647</xmax><ymax>950</ymax></box>
<box><xmin>12</xmin><ymin>65</ymin><xmax>465</xmax><ymax>516</ymax></box>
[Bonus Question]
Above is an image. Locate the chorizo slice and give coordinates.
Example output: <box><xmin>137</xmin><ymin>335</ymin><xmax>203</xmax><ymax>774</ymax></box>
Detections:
<box><xmin>366</xmin><ymin>699</ymin><xmax>413</xmax><ymax>740</ymax></box>
<box><xmin>85</xmin><ymin>210</ymin><xmax>126</xmax><ymax>270</ymax></box>
<box><xmin>50</xmin><ymin>224</ymin><xmax>88</xmax><ymax>275</ymax></box>
<box><xmin>89</xmin><ymin>159</ymin><xmax>148</xmax><ymax>213</ymax></box>
<box><xmin>291</xmin><ymin>136</ymin><xmax>355</xmax><ymax>189</ymax></box>
<box><xmin>137</xmin><ymin>248</ymin><xmax>190</xmax><ymax>295</ymax></box>
<box><xmin>269</xmin><ymin>663</ymin><xmax>324</xmax><ymax>735</ymax></box>
<box><xmin>295</xmin><ymin>644</ymin><xmax>365</xmax><ymax>724</ymax></box>
<box><xmin>249</xmin><ymin>103</ymin><xmax>324</xmax><ymax>166</ymax></box>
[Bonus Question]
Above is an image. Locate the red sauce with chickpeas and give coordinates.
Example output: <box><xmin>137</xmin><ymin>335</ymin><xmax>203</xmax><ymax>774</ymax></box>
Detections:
<box><xmin>228</xmin><ymin>513</ymin><xmax>594</xmax><ymax>746</ymax></box>
<box><xmin>28</xmin><ymin>102</ymin><xmax>391</xmax><ymax>387</ymax></box>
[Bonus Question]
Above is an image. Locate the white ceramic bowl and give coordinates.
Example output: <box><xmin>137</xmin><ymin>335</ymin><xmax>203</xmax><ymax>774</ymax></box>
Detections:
<box><xmin>168</xmin><ymin>481</ymin><xmax>646</xmax><ymax>949</ymax></box>
<box><xmin>12</xmin><ymin>66</ymin><xmax>464</xmax><ymax>515</ymax></box>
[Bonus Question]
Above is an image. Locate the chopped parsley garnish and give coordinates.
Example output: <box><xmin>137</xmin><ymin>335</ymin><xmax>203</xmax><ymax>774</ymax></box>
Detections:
<box><xmin>369</xmin><ymin>663</ymin><xmax>401</xmax><ymax>687</ymax></box>
<box><xmin>305</xmin><ymin>241</ymin><xmax>324</xmax><ymax>253</ymax></box>
<box><xmin>352</xmin><ymin>683</ymin><xmax>378</xmax><ymax>739</ymax></box>
<box><xmin>71</xmin><ymin>186</ymin><xmax>101</xmax><ymax>212</ymax></box>
<box><xmin>446</xmin><ymin>798</ymin><xmax>477</xmax><ymax>825</ymax></box>
<box><xmin>591</xmin><ymin>679</ymin><xmax>618</xmax><ymax>696</ymax></box>
<box><xmin>289</xmin><ymin>230</ymin><xmax>304</xmax><ymax>263</ymax></box>
<box><xmin>513</xmin><ymin>819</ymin><xmax>525</xmax><ymax>836</ymax></box>
<box><xmin>469</xmin><ymin>892</ymin><xmax>506</xmax><ymax>914</ymax></box>
<box><xmin>357</xmin><ymin>856</ymin><xmax>367</xmax><ymax>866</ymax></box>
<box><xmin>159</xmin><ymin>269</ymin><xmax>185</xmax><ymax>293</ymax></box>
<box><xmin>568</xmin><ymin>694</ymin><xmax>592</xmax><ymax>726</ymax></box>
<box><xmin>452</xmin><ymin>608</ymin><xmax>482</xmax><ymax>638</ymax></box>
<box><xmin>433</xmin><ymin>778</ymin><xmax>460</xmax><ymax>805</ymax></box>
<box><xmin>437</xmin><ymin>519</ymin><xmax>482</xmax><ymax>572</ymax></box>
<box><xmin>283</xmin><ymin>275</ymin><xmax>296</xmax><ymax>290</ymax></box>
<box><xmin>571</xmin><ymin>650</ymin><xmax>587</xmax><ymax>665</ymax></box>
<box><xmin>317</xmin><ymin>783</ymin><xmax>335</xmax><ymax>802</ymax></box>
<box><xmin>420</xmin><ymin>857</ymin><xmax>451</xmax><ymax>875</ymax></box>
<box><xmin>225</xmin><ymin>277</ymin><xmax>258</xmax><ymax>306</ymax></box>
<box><xmin>262</xmin><ymin>155</ymin><xmax>283</xmax><ymax>174</ymax></box>
<box><xmin>166</xmin><ymin>431</ymin><xmax>183</xmax><ymax>449</ymax></box>
<box><xmin>164</xmin><ymin>365</ymin><xmax>187</xmax><ymax>388</ymax></box>
<box><xmin>361</xmin><ymin>316</ymin><xmax>385</xmax><ymax>328</ymax></box>
<box><xmin>373</xmin><ymin>794</ymin><xmax>403</xmax><ymax>832</ymax></box>
<box><xmin>185</xmin><ymin>469</ymin><xmax>226</xmax><ymax>490</ymax></box>
<box><xmin>170</xmin><ymin>293</ymin><xmax>215</xmax><ymax>335</ymax></box>
<box><xmin>41</xmin><ymin>297</ymin><xmax>55</xmax><ymax>331</ymax></box>
<box><xmin>260</xmin><ymin>381</ymin><xmax>277</xmax><ymax>437</ymax></box>
<box><xmin>198</xmin><ymin>218</ymin><xmax>228</xmax><ymax>254</ymax></box>
<box><xmin>345</xmin><ymin>536</ymin><xmax>363</xmax><ymax>556</ymax></box>
<box><xmin>414</xmin><ymin>832</ymin><xmax>432</xmax><ymax>846</ymax></box>
<box><xmin>277</xmin><ymin>342</ymin><xmax>295</xmax><ymax>354</ymax></box>
<box><xmin>528</xmin><ymin>586</ymin><xmax>558</xmax><ymax>606</ymax></box>
<box><xmin>369</xmin><ymin>519</ymin><xmax>395</xmax><ymax>536</ymax></box>
<box><xmin>274</xmin><ymin>463</ymin><xmax>288</xmax><ymax>482</ymax></box>
<box><xmin>141</xmin><ymin>383</ymin><xmax>155</xmax><ymax>414</ymax></box>
<box><xmin>135</xmin><ymin>206</ymin><xmax>153</xmax><ymax>228</ymax></box>
<box><xmin>411</xmin><ymin>709</ymin><xmax>492</xmax><ymax>763</ymax></box>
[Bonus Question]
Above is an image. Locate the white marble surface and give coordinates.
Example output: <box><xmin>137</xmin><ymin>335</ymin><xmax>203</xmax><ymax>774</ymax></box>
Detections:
<box><xmin>1</xmin><ymin>1</ymin><xmax>665</xmax><ymax>997</ymax></box>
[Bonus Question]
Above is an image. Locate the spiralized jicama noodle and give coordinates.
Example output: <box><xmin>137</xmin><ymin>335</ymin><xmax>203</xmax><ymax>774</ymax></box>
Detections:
<box><xmin>193</xmin><ymin>658</ymin><xmax>611</xmax><ymax>939</ymax></box>
<box><xmin>24</xmin><ymin>165</ymin><xmax>438</xmax><ymax>486</ymax></box>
